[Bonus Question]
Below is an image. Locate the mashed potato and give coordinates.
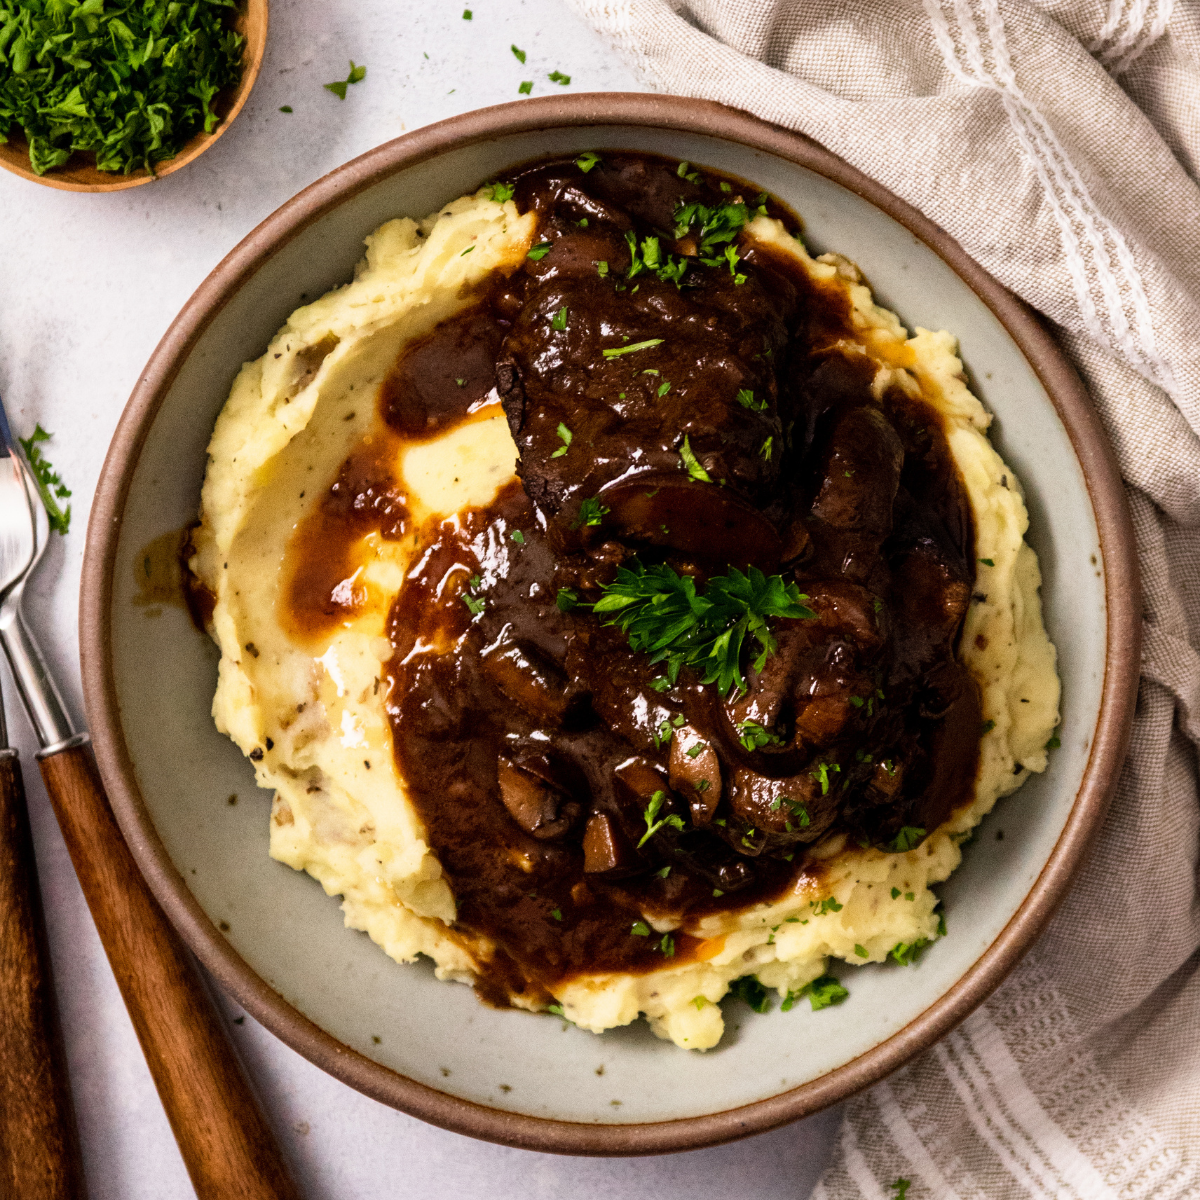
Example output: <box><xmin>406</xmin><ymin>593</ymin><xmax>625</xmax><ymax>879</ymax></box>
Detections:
<box><xmin>192</xmin><ymin>189</ymin><xmax>1059</xmax><ymax>1049</ymax></box>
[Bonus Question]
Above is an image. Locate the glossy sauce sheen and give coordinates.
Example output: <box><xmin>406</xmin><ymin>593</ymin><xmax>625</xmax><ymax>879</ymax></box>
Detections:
<box><xmin>287</xmin><ymin>154</ymin><xmax>980</xmax><ymax>1005</ymax></box>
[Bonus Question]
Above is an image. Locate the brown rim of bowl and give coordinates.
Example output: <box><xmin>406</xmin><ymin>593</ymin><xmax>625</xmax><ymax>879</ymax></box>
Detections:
<box><xmin>79</xmin><ymin>92</ymin><xmax>1140</xmax><ymax>1156</ymax></box>
<box><xmin>0</xmin><ymin>0</ymin><xmax>267</xmax><ymax>193</ymax></box>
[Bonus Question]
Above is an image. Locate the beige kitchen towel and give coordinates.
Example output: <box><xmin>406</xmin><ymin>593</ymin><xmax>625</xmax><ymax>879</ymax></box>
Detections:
<box><xmin>568</xmin><ymin>1</ymin><xmax>1200</xmax><ymax>1195</ymax></box>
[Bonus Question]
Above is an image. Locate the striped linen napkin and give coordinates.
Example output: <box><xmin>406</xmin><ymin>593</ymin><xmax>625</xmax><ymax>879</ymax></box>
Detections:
<box><xmin>568</xmin><ymin>2</ymin><xmax>1200</xmax><ymax>1195</ymax></box>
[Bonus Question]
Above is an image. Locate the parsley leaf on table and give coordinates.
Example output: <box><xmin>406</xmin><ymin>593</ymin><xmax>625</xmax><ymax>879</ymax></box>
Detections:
<box><xmin>18</xmin><ymin>425</ymin><xmax>71</xmax><ymax>535</ymax></box>
<box><xmin>324</xmin><ymin>60</ymin><xmax>366</xmax><ymax>100</ymax></box>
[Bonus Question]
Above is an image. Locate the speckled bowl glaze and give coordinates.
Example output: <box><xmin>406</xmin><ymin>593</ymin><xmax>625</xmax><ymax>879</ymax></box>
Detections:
<box><xmin>80</xmin><ymin>94</ymin><xmax>1138</xmax><ymax>1155</ymax></box>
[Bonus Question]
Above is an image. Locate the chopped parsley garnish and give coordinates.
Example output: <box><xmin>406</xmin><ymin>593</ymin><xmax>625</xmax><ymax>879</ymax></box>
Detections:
<box><xmin>556</xmin><ymin>588</ymin><xmax>579</xmax><ymax>611</ymax></box>
<box><xmin>572</xmin><ymin>496</ymin><xmax>609</xmax><ymax>528</ymax></box>
<box><xmin>630</xmin><ymin>920</ymin><xmax>651</xmax><ymax>936</ymax></box>
<box><xmin>759</xmin><ymin>436</ymin><xmax>773</xmax><ymax>460</ymax></box>
<box><xmin>678</xmin><ymin>435</ymin><xmax>712</xmax><ymax>483</ymax></box>
<box><xmin>657</xmin><ymin>380</ymin><xmax>672</xmax><ymax>397</ymax></box>
<box><xmin>889</xmin><ymin>938</ymin><xmax>929</xmax><ymax>966</ymax></box>
<box><xmin>979</xmin><ymin>557</ymin><xmax>994</xmax><ymax>566</ymax></box>
<box><xmin>19</xmin><ymin>425</ymin><xmax>71</xmax><ymax>534</ymax></box>
<box><xmin>551</xmin><ymin>422</ymin><xmax>573</xmax><ymax>458</ymax></box>
<box><xmin>659</xmin><ymin>934</ymin><xmax>675</xmax><ymax>957</ymax></box>
<box><xmin>814</xmin><ymin>896</ymin><xmax>843</xmax><ymax>915</ymax></box>
<box><xmin>279</xmin><ymin>106</ymin><xmax>293</xmax><ymax>113</ymax></box>
<box><xmin>527</xmin><ymin>241</ymin><xmax>553</xmax><ymax>261</ymax></box>
<box><xmin>486</xmin><ymin>180</ymin><xmax>515</xmax><ymax>203</ymax></box>
<box><xmin>462</xmin><ymin>8</ymin><xmax>472</xmax><ymax>17</ymax></box>
<box><xmin>810</xmin><ymin>761</ymin><xmax>840</xmax><ymax>795</ymax></box>
<box><xmin>602</xmin><ymin>338</ymin><xmax>664</xmax><ymax>358</ymax></box>
<box><xmin>625</xmin><ymin>231</ymin><xmax>690</xmax><ymax>287</ymax></box>
<box><xmin>593</xmin><ymin>563</ymin><xmax>815</xmax><ymax>695</ymax></box>
<box><xmin>981</xmin><ymin>718</ymin><xmax>996</xmax><ymax>735</ymax></box>
<box><xmin>854</xmin><ymin>943</ymin><xmax>869</xmax><ymax>958</ymax></box>
<box><xmin>596</xmin><ymin>260</ymin><xmax>609</xmax><ymax>277</ymax></box>
<box><xmin>0</xmin><ymin>0</ymin><xmax>246</xmax><ymax>175</ymax></box>
<box><xmin>736</xmin><ymin>720</ymin><xmax>784</xmax><ymax>751</ymax></box>
<box><xmin>550</xmin><ymin>908</ymin><xmax>562</xmax><ymax>921</ymax></box>
<box><xmin>511</xmin><ymin>44</ymin><xmax>527</xmax><ymax>63</ymax></box>
<box><xmin>686</xmin><ymin>743</ymin><xmax>705</xmax><ymax>759</ymax></box>
<box><xmin>462</xmin><ymin>594</ymin><xmax>485</xmax><ymax>615</ymax></box>
<box><xmin>510</xmin><ymin>530</ymin><xmax>525</xmax><ymax>545</ymax></box>
<box><xmin>783</xmin><ymin>975</ymin><xmax>849</xmax><ymax>1012</ymax></box>
<box><xmin>637</xmin><ymin>790</ymin><xmax>685</xmax><ymax>847</ymax></box>
<box><xmin>546</xmin><ymin>1003</ymin><xmax>568</xmax><ymax>1019</ymax></box>
<box><xmin>736</xmin><ymin>388</ymin><xmax>767</xmax><ymax>412</ymax></box>
<box><xmin>650</xmin><ymin>676</ymin><xmax>671</xmax><ymax>693</ymax></box>
<box><xmin>712</xmin><ymin>888</ymin><xmax>724</xmax><ymax>897</ymax></box>
<box><xmin>724</xmin><ymin>243</ymin><xmax>747</xmax><ymax>284</ymax></box>
<box><xmin>886</xmin><ymin>826</ymin><xmax>927</xmax><ymax>853</ymax></box>
<box><xmin>676</xmin><ymin>160</ymin><xmax>702</xmax><ymax>184</ymax></box>
<box><xmin>891</xmin><ymin>887</ymin><xmax>901</xmax><ymax>899</ymax></box>
<box><xmin>576</xmin><ymin>151</ymin><xmax>601</xmax><ymax>172</ymax></box>
<box><xmin>460</xmin><ymin>245</ymin><xmax>474</xmax><ymax>255</ymax></box>
<box><xmin>673</xmin><ymin>198</ymin><xmax>751</xmax><ymax>257</ymax></box>
<box><xmin>729</xmin><ymin>975</ymin><xmax>770</xmax><ymax>1013</ymax></box>
<box><xmin>692</xmin><ymin>995</ymin><xmax>708</xmax><ymax>1010</ymax></box>
<box><xmin>548</xmin><ymin>70</ymin><xmax>570</xmax><ymax>85</ymax></box>
<box><xmin>769</xmin><ymin>796</ymin><xmax>809</xmax><ymax>826</ymax></box>
<box><xmin>518</xmin><ymin>80</ymin><xmax>532</xmax><ymax>94</ymax></box>
<box><xmin>324</xmin><ymin>61</ymin><xmax>366</xmax><ymax>100</ymax></box>
<box><xmin>1046</xmin><ymin>733</ymin><xmax>1061</xmax><ymax>749</ymax></box>
<box><xmin>551</xmin><ymin>305</ymin><xmax>569</xmax><ymax>331</ymax></box>
<box><xmin>656</xmin><ymin>865</ymin><xmax>671</xmax><ymax>878</ymax></box>
<box><xmin>891</xmin><ymin>1180</ymin><xmax>912</xmax><ymax>1200</ymax></box>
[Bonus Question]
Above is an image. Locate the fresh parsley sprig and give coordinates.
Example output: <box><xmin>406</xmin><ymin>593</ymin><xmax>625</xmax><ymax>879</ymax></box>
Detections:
<box><xmin>673</xmin><ymin>199</ymin><xmax>751</xmax><ymax>258</ymax></box>
<box><xmin>637</xmin><ymin>789</ymin><xmax>684</xmax><ymax>848</ymax></box>
<box><xmin>19</xmin><ymin>425</ymin><xmax>71</xmax><ymax>535</ymax></box>
<box><xmin>592</xmin><ymin>562</ymin><xmax>815</xmax><ymax>695</ymax></box>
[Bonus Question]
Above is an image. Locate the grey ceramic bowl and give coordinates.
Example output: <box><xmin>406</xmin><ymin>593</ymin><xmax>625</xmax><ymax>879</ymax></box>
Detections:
<box><xmin>80</xmin><ymin>94</ymin><xmax>1138</xmax><ymax>1154</ymax></box>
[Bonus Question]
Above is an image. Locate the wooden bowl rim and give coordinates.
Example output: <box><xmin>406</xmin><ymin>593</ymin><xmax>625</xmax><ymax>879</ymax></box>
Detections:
<box><xmin>79</xmin><ymin>92</ymin><xmax>1141</xmax><ymax>1155</ymax></box>
<box><xmin>0</xmin><ymin>0</ymin><xmax>267</xmax><ymax>193</ymax></box>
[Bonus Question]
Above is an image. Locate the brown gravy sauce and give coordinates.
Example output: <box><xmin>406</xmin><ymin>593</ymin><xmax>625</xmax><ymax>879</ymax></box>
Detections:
<box><xmin>281</xmin><ymin>153</ymin><xmax>980</xmax><ymax>1005</ymax></box>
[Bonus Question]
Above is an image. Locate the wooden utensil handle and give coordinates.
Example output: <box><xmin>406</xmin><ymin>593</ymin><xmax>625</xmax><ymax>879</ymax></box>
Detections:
<box><xmin>38</xmin><ymin>744</ymin><xmax>300</xmax><ymax>1200</ymax></box>
<box><xmin>0</xmin><ymin>751</ymin><xmax>87</xmax><ymax>1199</ymax></box>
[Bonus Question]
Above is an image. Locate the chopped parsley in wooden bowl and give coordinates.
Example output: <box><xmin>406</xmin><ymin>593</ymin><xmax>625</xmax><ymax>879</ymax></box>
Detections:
<box><xmin>0</xmin><ymin>0</ymin><xmax>266</xmax><ymax>191</ymax></box>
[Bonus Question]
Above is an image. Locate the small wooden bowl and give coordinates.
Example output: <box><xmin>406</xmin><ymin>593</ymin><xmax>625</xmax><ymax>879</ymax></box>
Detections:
<box><xmin>0</xmin><ymin>0</ymin><xmax>267</xmax><ymax>193</ymax></box>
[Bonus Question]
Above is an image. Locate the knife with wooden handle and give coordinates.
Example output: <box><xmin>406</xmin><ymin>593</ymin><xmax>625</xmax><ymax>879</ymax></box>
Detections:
<box><xmin>0</xmin><ymin>740</ymin><xmax>87</xmax><ymax>1199</ymax></box>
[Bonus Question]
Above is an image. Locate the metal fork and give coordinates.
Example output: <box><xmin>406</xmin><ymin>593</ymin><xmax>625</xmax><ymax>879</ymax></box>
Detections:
<box><xmin>0</xmin><ymin>394</ymin><xmax>301</xmax><ymax>1200</ymax></box>
<box><xmin>0</xmin><ymin>396</ymin><xmax>82</xmax><ymax>756</ymax></box>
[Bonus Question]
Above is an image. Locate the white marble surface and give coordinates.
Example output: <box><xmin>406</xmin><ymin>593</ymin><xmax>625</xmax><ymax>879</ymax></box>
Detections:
<box><xmin>0</xmin><ymin>0</ymin><xmax>842</xmax><ymax>1195</ymax></box>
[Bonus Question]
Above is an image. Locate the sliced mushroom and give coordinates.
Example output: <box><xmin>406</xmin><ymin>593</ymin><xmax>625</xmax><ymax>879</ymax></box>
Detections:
<box><xmin>668</xmin><ymin>726</ymin><xmax>721</xmax><ymax>824</ymax></box>
<box><xmin>481</xmin><ymin>640</ymin><xmax>582</xmax><ymax>728</ymax></box>
<box><xmin>496</xmin><ymin>752</ymin><xmax>581</xmax><ymax>841</ymax></box>
<box><xmin>581</xmin><ymin>811</ymin><xmax>640</xmax><ymax>876</ymax></box>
